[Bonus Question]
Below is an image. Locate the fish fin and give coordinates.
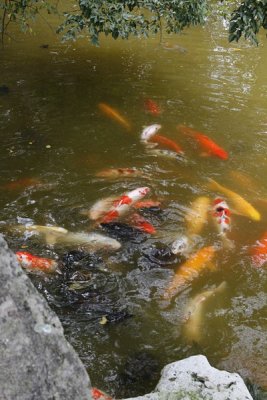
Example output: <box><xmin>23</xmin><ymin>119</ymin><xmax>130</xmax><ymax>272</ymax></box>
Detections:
<box><xmin>200</xmin><ymin>152</ymin><xmax>210</xmax><ymax>157</ymax></box>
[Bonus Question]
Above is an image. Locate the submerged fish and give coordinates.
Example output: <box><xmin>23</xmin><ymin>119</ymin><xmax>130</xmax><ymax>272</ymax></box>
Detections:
<box><xmin>208</xmin><ymin>178</ymin><xmax>260</xmax><ymax>221</ymax></box>
<box><xmin>185</xmin><ymin>196</ymin><xmax>210</xmax><ymax>237</ymax></box>
<box><xmin>144</xmin><ymin>98</ymin><xmax>161</xmax><ymax>116</ymax></box>
<box><xmin>171</xmin><ymin>235</ymin><xmax>191</xmax><ymax>256</ymax></box>
<box><xmin>249</xmin><ymin>231</ymin><xmax>267</xmax><ymax>268</ymax></box>
<box><xmin>2</xmin><ymin>177</ymin><xmax>42</xmax><ymax>191</ymax></box>
<box><xmin>183</xmin><ymin>281</ymin><xmax>227</xmax><ymax>343</ymax></box>
<box><xmin>95</xmin><ymin>168</ymin><xmax>142</xmax><ymax>179</ymax></box>
<box><xmin>128</xmin><ymin>212</ymin><xmax>156</xmax><ymax>234</ymax></box>
<box><xmin>20</xmin><ymin>224</ymin><xmax>121</xmax><ymax>251</ymax></box>
<box><xmin>177</xmin><ymin>124</ymin><xmax>228</xmax><ymax>160</ymax></box>
<box><xmin>163</xmin><ymin>246</ymin><xmax>216</xmax><ymax>300</ymax></box>
<box><xmin>146</xmin><ymin>148</ymin><xmax>186</xmax><ymax>162</ymax></box>
<box><xmin>149</xmin><ymin>134</ymin><xmax>184</xmax><ymax>154</ymax></box>
<box><xmin>98</xmin><ymin>102</ymin><xmax>131</xmax><ymax>130</ymax></box>
<box><xmin>133</xmin><ymin>200</ymin><xmax>161</xmax><ymax>209</ymax></box>
<box><xmin>16</xmin><ymin>251</ymin><xmax>59</xmax><ymax>274</ymax></box>
<box><xmin>229</xmin><ymin>170</ymin><xmax>259</xmax><ymax>194</ymax></box>
<box><xmin>98</xmin><ymin>187</ymin><xmax>150</xmax><ymax>224</ymax></box>
<box><xmin>140</xmin><ymin>124</ymin><xmax>161</xmax><ymax>142</ymax></box>
<box><xmin>55</xmin><ymin>231</ymin><xmax>121</xmax><ymax>251</ymax></box>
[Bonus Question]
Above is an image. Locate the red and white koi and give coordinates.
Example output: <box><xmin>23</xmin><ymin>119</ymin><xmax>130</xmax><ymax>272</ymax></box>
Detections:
<box><xmin>99</xmin><ymin>187</ymin><xmax>150</xmax><ymax>224</ymax></box>
<box><xmin>213</xmin><ymin>198</ymin><xmax>231</xmax><ymax>236</ymax></box>
<box><xmin>128</xmin><ymin>212</ymin><xmax>156</xmax><ymax>234</ymax></box>
<box><xmin>16</xmin><ymin>251</ymin><xmax>59</xmax><ymax>274</ymax></box>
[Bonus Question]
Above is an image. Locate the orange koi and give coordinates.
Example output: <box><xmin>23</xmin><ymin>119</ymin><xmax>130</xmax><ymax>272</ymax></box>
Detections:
<box><xmin>99</xmin><ymin>187</ymin><xmax>150</xmax><ymax>224</ymax></box>
<box><xmin>177</xmin><ymin>124</ymin><xmax>228</xmax><ymax>160</ymax></box>
<box><xmin>133</xmin><ymin>200</ymin><xmax>161</xmax><ymax>209</ymax></box>
<box><xmin>250</xmin><ymin>231</ymin><xmax>267</xmax><ymax>268</ymax></box>
<box><xmin>98</xmin><ymin>102</ymin><xmax>131</xmax><ymax>130</ymax></box>
<box><xmin>144</xmin><ymin>98</ymin><xmax>161</xmax><ymax>116</ymax></box>
<box><xmin>150</xmin><ymin>134</ymin><xmax>183</xmax><ymax>154</ymax></box>
<box><xmin>91</xmin><ymin>387</ymin><xmax>112</xmax><ymax>400</ymax></box>
<box><xmin>129</xmin><ymin>213</ymin><xmax>156</xmax><ymax>234</ymax></box>
<box><xmin>3</xmin><ymin>177</ymin><xmax>42</xmax><ymax>190</ymax></box>
<box><xmin>163</xmin><ymin>246</ymin><xmax>216</xmax><ymax>299</ymax></box>
<box><xmin>16</xmin><ymin>251</ymin><xmax>59</xmax><ymax>274</ymax></box>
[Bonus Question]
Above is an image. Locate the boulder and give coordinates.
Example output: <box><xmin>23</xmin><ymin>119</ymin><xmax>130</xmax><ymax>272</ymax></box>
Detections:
<box><xmin>0</xmin><ymin>235</ymin><xmax>91</xmax><ymax>400</ymax></box>
<box><xmin>124</xmin><ymin>355</ymin><xmax>253</xmax><ymax>400</ymax></box>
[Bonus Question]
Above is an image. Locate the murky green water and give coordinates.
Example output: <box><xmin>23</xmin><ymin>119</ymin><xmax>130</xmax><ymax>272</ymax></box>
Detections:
<box><xmin>0</xmin><ymin>12</ymin><xmax>267</xmax><ymax>399</ymax></box>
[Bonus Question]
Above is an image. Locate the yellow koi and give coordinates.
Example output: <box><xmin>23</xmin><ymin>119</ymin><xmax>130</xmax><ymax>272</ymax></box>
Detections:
<box><xmin>185</xmin><ymin>196</ymin><xmax>210</xmax><ymax>237</ymax></box>
<box><xmin>163</xmin><ymin>246</ymin><xmax>216</xmax><ymax>300</ymax></box>
<box><xmin>207</xmin><ymin>178</ymin><xmax>260</xmax><ymax>221</ymax></box>
<box><xmin>183</xmin><ymin>281</ymin><xmax>227</xmax><ymax>343</ymax></box>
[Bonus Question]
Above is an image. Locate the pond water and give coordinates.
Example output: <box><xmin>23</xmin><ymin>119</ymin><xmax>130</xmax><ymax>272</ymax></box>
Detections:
<box><xmin>0</xmin><ymin>11</ymin><xmax>267</xmax><ymax>399</ymax></box>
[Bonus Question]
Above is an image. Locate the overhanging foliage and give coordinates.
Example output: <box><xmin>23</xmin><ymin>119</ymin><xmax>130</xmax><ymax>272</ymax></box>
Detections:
<box><xmin>0</xmin><ymin>0</ymin><xmax>267</xmax><ymax>45</ymax></box>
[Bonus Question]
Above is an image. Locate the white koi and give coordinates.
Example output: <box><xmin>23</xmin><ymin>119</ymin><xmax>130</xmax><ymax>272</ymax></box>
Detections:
<box><xmin>140</xmin><ymin>124</ymin><xmax>161</xmax><ymax>142</ymax></box>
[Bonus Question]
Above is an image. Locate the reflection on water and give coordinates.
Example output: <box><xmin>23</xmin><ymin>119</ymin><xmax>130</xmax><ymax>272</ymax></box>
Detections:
<box><xmin>0</xmin><ymin>16</ymin><xmax>267</xmax><ymax>399</ymax></box>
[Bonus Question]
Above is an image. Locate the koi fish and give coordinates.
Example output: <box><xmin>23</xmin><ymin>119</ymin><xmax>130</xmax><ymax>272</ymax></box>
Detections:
<box><xmin>149</xmin><ymin>134</ymin><xmax>184</xmax><ymax>154</ymax></box>
<box><xmin>24</xmin><ymin>225</ymin><xmax>68</xmax><ymax>245</ymax></box>
<box><xmin>128</xmin><ymin>213</ymin><xmax>156</xmax><ymax>234</ymax></box>
<box><xmin>183</xmin><ymin>281</ymin><xmax>227</xmax><ymax>343</ymax></box>
<box><xmin>55</xmin><ymin>231</ymin><xmax>121</xmax><ymax>251</ymax></box>
<box><xmin>208</xmin><ymin>178</ymin><xmax>260</xmax><ymax>221</ymax></box>
<box><xmin>2</xmin><ymin>177</ymin><xmax>42</xmax><ymax>190</ymax></box>
<box><xmin>213</xmin><ymin>198</ymin><xmax>231</xmax><ymax>236</ymax></box>
<box><xmin>98</xmin><ymin>187</ymin><xmax>150</xmax><ymax>224</ymax></box>
<box><xmin>85</xmin><ymin>197</ymin><xmax>159</xmax><ymax>222</ymax></box>
<box><xmin>185</xmin><ymin>196</ymin><xmax>210</xmax><ymax>237</ymax></box>
<box><xmin>163</xmin><ymin>246</ymin><xmax>216</xmax><ymax>300</ymax></box>
<box><xmin>177</xmin><ymin>124</ymin><xmax>228</xmax><ymax>160</ymax></box>
<box><xmin>146</xmin><ymin>148</ymin><xmax>186</xmax><ymax>162</ymax></box>
<box><xmin>249</xmin><ymin>231</ymin><xmax>267</xmax><ymax>268</ymax></box>
<box><xmin>171</xmin><ymin>235</ymin><xmax>191</xmax><ymax>256</ymax></box>
<box><xmin>95</xmin><ymin>168</ymin><xmax>142</xmax><ymax>179</ymax></box>
<box><xmin>91</xmin><ymin>387</ymin><xmax>112</xmax><ymax>400</ymax></box>
<box><xmin>140</xmin><ymin>124</ymin><xmax>161</xmax><ymax>142</ymax></box>
<box><xmin>144</xmin><ymin>98</ymin><xmax>161</xmax><ymax>116</ymax></box>
<box><xmin>229</xmin><ymin>170</ymin><xmax>259</xmax><ymax>194</ymax></box>
<box><xmin>85</xmin><ymin>197</ymin><xmax>116</xmax><ymax>221</ymax></box>
<box><xmin>133</xmin><ymin>200</ymin><xmax>161</xmax><ymax>209</ymax></box>
<box><xmin>16</xmin><ymin>251</ymin><xmax>59</xmax><ymax>274</ymax></box>
<box><xmin>98</xmin><ymin>102</ymin><xmax>131</xmax><ymax>130</ymax></box>
<box><xmin>212</xmin><ymin>198</ymin><xmax>234</xmax><ymax>249</ymax></box>
<box><xmin>21</xmin><ymin>225</ymin><xmax>121</xmax><ymax>251</ymax></box>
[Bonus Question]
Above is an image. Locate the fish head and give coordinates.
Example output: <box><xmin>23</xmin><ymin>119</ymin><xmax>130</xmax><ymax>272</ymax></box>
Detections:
<box><xmin>138</xmin><ymin>187</ymin><xmax>150</xmax><ymax>196</ymax></box>
<box><xmin>141</xmin><ymin>124</ymin><xmax>161</xmax><ymax>141</ymax></box>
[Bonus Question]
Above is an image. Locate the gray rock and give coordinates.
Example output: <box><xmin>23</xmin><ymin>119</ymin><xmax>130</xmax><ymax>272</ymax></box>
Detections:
<box><xmin>0</xmin><ymin>235</ymin><xmax>92</xmax><ymax>400</ymax></box>
<box><xmin>124</xmin><ymin>355</ymin><xmax>253</xmax><ymax>400</ymax></box>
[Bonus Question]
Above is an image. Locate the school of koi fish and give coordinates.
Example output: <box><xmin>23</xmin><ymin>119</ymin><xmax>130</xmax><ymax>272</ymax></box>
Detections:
<box><xmin>5</xmin><ymin>98</ymin><xmax>267</xmax><ymax>397</ymax></box>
